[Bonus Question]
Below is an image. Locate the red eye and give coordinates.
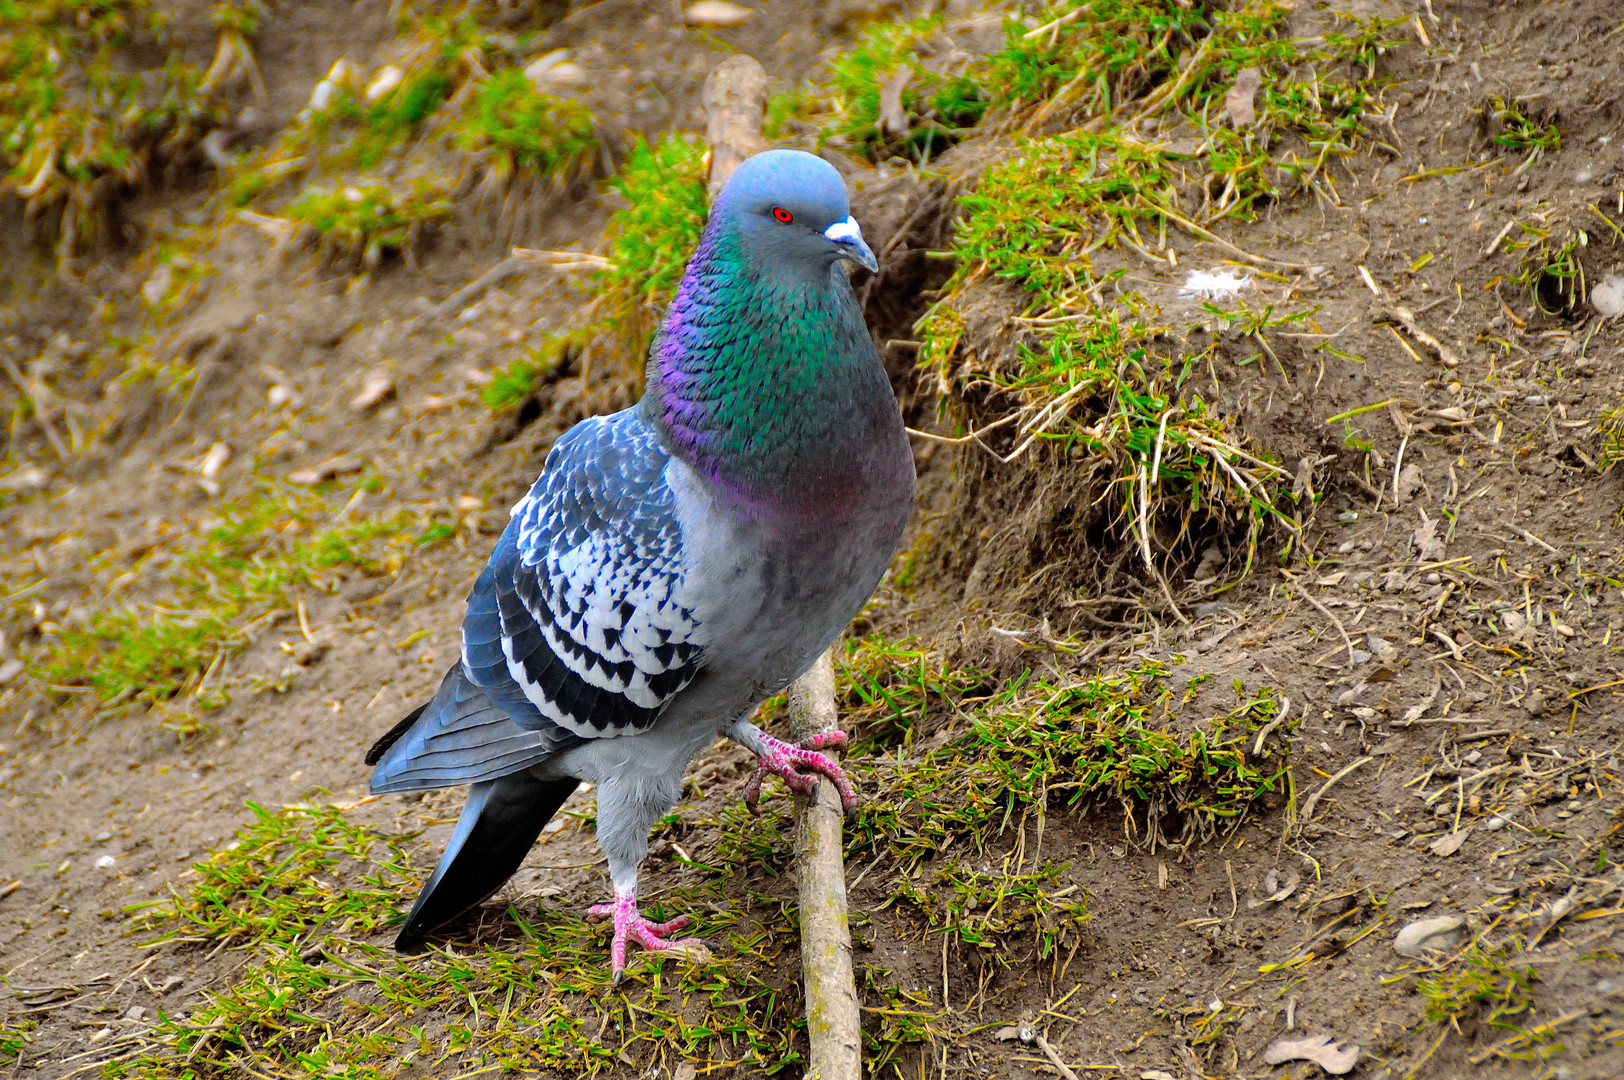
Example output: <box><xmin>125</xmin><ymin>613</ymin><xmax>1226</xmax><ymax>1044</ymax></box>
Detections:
<box><xmin>771</xmin><ymin>206</ymin><xmax>794</xmax><ymax>223</ymax></box>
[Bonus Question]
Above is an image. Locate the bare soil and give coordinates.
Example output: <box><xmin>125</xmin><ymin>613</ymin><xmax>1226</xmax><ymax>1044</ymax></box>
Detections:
<box><xmin>5</xmin><ymin>1</ymin><xmax>1624</xmax><ymax>1078</ymax></box>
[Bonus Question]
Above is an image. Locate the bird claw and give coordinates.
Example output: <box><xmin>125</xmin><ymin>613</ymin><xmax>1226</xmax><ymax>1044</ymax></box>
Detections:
<box><xmin>587</xmin><ymin>895</ymin><xmax>700</xmax><ymax>983</ymax></box>
<box><xmin>741</xmin><ymin>730</ymin><xmax>858</xmax><ymax>814</ymax></box>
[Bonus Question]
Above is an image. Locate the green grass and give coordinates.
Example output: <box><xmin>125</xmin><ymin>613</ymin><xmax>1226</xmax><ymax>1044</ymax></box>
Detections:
<box><xmin>1482</xmin><ymin>94</ymin><xmax>1561</xmax><ymax>156</ymax></box>
<box><xmin>1417</xmin><ymin>944</ymin><xmax>1537</xmax><ymax>1033</ymax></box>
<box><xmin>778</xmin><ymin>0</ymin><xmax>1391</xmax><ymax>167</ymax></box>
<box><xmin>835</xmin><ymin>634</ymin><xmax>993</xmax><ymax>752</ymax></box>
<box><xmin>0</xmin><ymin>0</ymin><xmax>220</xmax><ymax>257</ymax></box>
<box><xmin>458</xmin><ymin>66</ymin><xmax>596</xmax><ymax>186</ymax></box>
<box><xmin>1602</xmin><ymin>406</ymin><xmax>1624</xmax><ymax>474</ymax></box>
<box><xmin>480</xmin><ymin>334</ymin><xmax>577</xmax><ymax>412</ymax></box>
<box><xmin>890</xmin><ymin>861</ymin><xmax>1088</xmax><ymax>958</ymax></box>
<box><xmin>704</xmin><ymin>648</ymin><xmax>1287</xmax><ymax>967</ymax></box>
<box><xmin>783</xmin><ymin>13</ymin><xmax>986</xmax><ymax>162</ymax></box>
<box><xmin>161</xmin><ymin>14</ymin><xmax>597</xmax><ymax>273</ymax></box>
<box><xmin>209</xmin><ymin>0</ymin><xmax>265</xmax><ymax>37</ymax></box>
<box><xmin>111</xmin><ymin>798</ymin><xmax>935</xmax><ymax>1078</ymax></box>
<box><xmin>19</xmin><ymin>478</ymin><xmax>455</xmax><ymax>725</ymax></box>
<box><xmin>110</xmin><ymin>650</ymin><xmax>1285</xmax><ymax>1078</ymax></box>
<box><xmin>845</xmin><ymin>658</ymin><xmax>1289</xmax><ymax>871</ymax></box>
<box><xmin>913</xmin><ymin>1</ymin><xmax>1398</xmax><ymax>573</ymax></box>
<box><xmin>288</xmin><ymin>176</ymin><xmax>453</xmax><ymax>268</ymax></box>
<box><xmin>1510</xmin><ymin>225</ymin><xmax>1587</xmax><ymax>317</ymax></box>
<box><xmin>300</xmin><ymin>16</ymin><xmax>475</xmax><ymax>170</ymax></box>
<box><xmin>593</xmin><ymin>132</ymin><xmax>709</xmax><ymax>349</ymax></box>
<box><xmin>130</xmin><ymin>800</ymin><xmax>423</xmax><ymax>946</ymax></box>
<box><xmin>0</xmin><ymin>1019</ymin><xmax>32</xmax><ymax>1060</ymax></box>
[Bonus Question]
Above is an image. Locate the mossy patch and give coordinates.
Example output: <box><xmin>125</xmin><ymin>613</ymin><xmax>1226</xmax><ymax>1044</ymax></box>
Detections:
<box><xmin>288</xmin><ymin>176</ymin><xmax>454</xmax><ymax>268</ymax></box>
<box><xmin>0</xmin><ymin>0</ymin><xmax>223</xmax><ymax>257</ymax></box>
<box><xmin>17</xmin><ymin>478</ymin><xmax>456</xmax><ymax>726</ymax></box>
<box><xmin>459</xmin><ymin>67</ymin><xmax>596</xmax><ymax>186</ymax></box>
<box><xmin>915</xmin><ymin>1</ymin><xmax>1400</xmax><ymax>583</ymax></box>
<box><xmin>594</xmin><ymin>132</ymin><xmax>710</xmax><ymax>350</ymax></box>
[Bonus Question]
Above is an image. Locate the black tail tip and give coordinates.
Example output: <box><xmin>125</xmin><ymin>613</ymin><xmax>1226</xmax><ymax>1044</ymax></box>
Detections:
<box><xmin>394</xmin><ymin>928</ymin><xmax>430</xmax><ymax>953</ymax></box>
<box><xmin>365</xmin><ymin>701</ymin><xmax>430</xmax><ymax>766</ymax></box>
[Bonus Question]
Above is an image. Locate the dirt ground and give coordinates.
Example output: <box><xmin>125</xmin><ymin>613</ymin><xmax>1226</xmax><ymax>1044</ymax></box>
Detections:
<box><xmin>5</xmin><ymin>0</ymin><xmax>1624</xmax><ymax>1078</ymax></box>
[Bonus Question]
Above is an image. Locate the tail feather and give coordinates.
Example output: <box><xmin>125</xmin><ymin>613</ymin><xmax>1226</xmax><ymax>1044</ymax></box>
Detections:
<box><xmin>394</xmin><ymin>772</ymin><xmax>580</xmax><ymax>949</ymax></box>
<box><xmin>364</xmin><ymin>701</ymin><xmax>429</xmax><ymax>766</ymax></box>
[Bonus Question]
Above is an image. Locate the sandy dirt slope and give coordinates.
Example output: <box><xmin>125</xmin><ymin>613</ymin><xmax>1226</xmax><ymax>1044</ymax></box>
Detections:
<box><xmin>3</xmin><ymin>1</ymin><xmax>1624</xmax><ymax>1077</ymax></box>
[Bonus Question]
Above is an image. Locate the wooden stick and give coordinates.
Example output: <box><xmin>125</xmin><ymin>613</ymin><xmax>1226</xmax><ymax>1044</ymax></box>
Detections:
<box><xmin>787</xmin><ymin>653</ymin><xmax>862</xmax><ymax>1080</ymax></box>
<box><xmin>702</xmin><ymin>55</ymin><xmax>769</xmax><ymax>201</ymax></box>
<box><xmin>702</xmin><ymin>53</ymin><xmax>859</xmax><ymax>1080</ymax></box>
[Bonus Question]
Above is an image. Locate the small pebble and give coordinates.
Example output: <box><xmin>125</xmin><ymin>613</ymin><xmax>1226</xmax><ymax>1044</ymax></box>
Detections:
<box><xmin>1424</xmin><ymin>572</ymin><xmax>1441</xmax><ymax>584</ymax></box>
<box><xmin>1567</xmin><ymin>800</ymin><xmax>1583</xmax><ymax>811</ymax></box>
<box><xmin>94</xmin><ymin>830</ymin><xmax>112</xmax><ymax>843</ymax></box>
<box><xmin>123</xmin><ymin>1006</ymin><xmax>146</xmax><ymax>1022</ymax></box>
<box><xmin>1337</xmin><ymin>511</ymin><xmax>1358</xmax><ymax>523</ymax></box>
<box><xmin>1394</xmin><ymin>915</ymin><xmax>1465</xmax><ymax>957</ymax></box>
<box><xmin>1463</xmin><ymin>750</ymin><xmax>1482</xmax><ymax>764</ymax></box>
<box><xmin>1337</xmin><ymin>540</ymin><xmax>1356</xmax><ymax>554</ymax></box>
<box><xmin>1485</xmin><ymin>816</ymin><xmax>1508</xmax><ymax>831</ymax></box>
<box><xmin>95</xmin><ymin>854</ymin><xmax>116</xmax><ymax>869</ymax></box>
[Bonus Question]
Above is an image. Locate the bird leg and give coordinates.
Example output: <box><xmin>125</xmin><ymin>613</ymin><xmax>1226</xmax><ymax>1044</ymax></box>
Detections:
<box><xmin>586</xmin><ymin>890</ymin><xmax>702</xmax><ymax>983</ymax></box>
<box><xmin>730</xmin><ymin>720</ymin><xmax>857</xmax><ymax>814</ymax></box>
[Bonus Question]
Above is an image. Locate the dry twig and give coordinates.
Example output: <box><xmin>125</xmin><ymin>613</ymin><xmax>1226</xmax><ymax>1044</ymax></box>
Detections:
<box><xmin>1283</xmin><ymin>572</ymin><xmax>1356</xmax><ymax>666</ymax></box>
<box><xmin>1300</xmin><ymin>756</ymin><xmax>1373</xmax><ymax>823</ymax></box>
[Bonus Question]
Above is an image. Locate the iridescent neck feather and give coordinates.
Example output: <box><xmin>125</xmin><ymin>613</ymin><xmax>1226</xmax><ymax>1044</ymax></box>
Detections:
<box><xmin>641</xmin><ymin>222</ymin><xmax>892</xmax><ymax>514</ymax></box>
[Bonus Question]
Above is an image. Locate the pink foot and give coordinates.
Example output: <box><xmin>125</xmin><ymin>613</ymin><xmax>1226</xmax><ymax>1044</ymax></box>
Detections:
<box><xmin>586</xmin><ymin>894</ymin><xmax>701</xmax><ymax>982</ymax></box>
<box><xmin>741</xmin><ymin>730</ymin><xmax>858</xmax><ymax>814</ymax></box>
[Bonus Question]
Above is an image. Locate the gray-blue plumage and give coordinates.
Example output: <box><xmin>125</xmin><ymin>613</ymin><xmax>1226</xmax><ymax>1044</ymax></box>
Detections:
<box><xmin>367</xmin><ymin>149</ymin><xmax>914</xmax><ymax>967</ymax></box>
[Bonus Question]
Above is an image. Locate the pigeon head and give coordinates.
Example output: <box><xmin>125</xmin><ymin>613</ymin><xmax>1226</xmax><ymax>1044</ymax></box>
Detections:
<box><xmin>711</xmin><ymin>149</ymin><xmax>878</xmax><ymax>276</ymax></box>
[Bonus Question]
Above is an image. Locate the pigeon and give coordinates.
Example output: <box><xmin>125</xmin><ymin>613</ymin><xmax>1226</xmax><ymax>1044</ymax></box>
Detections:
<box><xmin>367</xmin><ymin>149</ymin><xmax>915</xmax><ymax>979</ymax></box>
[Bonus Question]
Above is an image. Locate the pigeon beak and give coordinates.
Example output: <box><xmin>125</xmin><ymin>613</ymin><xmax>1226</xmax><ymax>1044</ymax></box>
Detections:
<box><xmin>824</xmin><ymin>216</ymin><xmax>879</xmax><ymax>273</ymax></box>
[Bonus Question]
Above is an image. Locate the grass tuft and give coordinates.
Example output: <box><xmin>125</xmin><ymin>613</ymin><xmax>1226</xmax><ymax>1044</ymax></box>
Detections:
<box><xmin>110</xmin><ymin>645</ymin><xmax>1286</xmax><ymax>1078</ymax></box>
<box><xmin>130</xmin><ymin>800</ymin><xmax>422</xmax><ymax>946</ymax></box>
<box><xmin>914</xmin><ymin>1</ymin><xmax>1398</xmax><ymax>576</ymax></box>
<box><xmin>1417</xmin><ymin>944</ymin><xmax>1537</xmax><ymax>1032</ymax></box>
<box><xmin>18</xmin><ymin>479</ymin><xmax>455</xmax><ymax>722</ymax></box>
<box><xmin>288</xmin><ymin>176</ymin><xmax>453</xmax><ymax>268</ymax></box>
<box><xmin>0</xmin><ymin>0</ymin><xmax>221</xmax><ymax>257</ymax></box>
<box><xmin>1480</xmin><ymin>94</ymin><xmax>1561</xmax><ymax>156</ymax></box>
<box><xmin>806</xmin><ymin>14</ymin><xmax>986</xmax><ymax>162</ymax></box>
<box><xmin>1601</xmin><ymin>405</ymin><xmax>1624</xmax><ymax>474</ymax></box>
<box><xmin>458</xmin><ymin>67</ymin><xmax>596</xmax><ymax>186</ymax></box>
<box><xmin>0</xmin><ymin>1019</ymin><xmax>32</xmax><ymax>1060</ymax></box>
<box><xmin>847</xmin><ymin>658</ymin><xmax>1288</xmax><ymax>870</ymax></box>
<box><xmin>594</xmin><ymin>132</ymin><xmax>709</xmax><ymax>349</ymax></box>
<box><xmin>1511</xmin><ymin>226</ymin><xmax>1587</xmax><ymax>318</ymax></box>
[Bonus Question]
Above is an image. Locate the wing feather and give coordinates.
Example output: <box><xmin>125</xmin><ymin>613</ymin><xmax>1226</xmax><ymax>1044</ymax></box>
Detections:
<box><xmin>461</xmin><ymin>408</ymin><xmax>705</xmax><ymax>737</ymax></box>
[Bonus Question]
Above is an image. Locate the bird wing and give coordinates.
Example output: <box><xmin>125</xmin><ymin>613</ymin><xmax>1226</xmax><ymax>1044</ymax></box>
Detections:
<box><xmin>367</xmin><ymin>662</ymin><xmax>580</xmax><ymax>792</ymax></box>
<box><xmin>461</xmin><ymin>409</ymin><xmax>705</xmax><ymax>737</ymax></box>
